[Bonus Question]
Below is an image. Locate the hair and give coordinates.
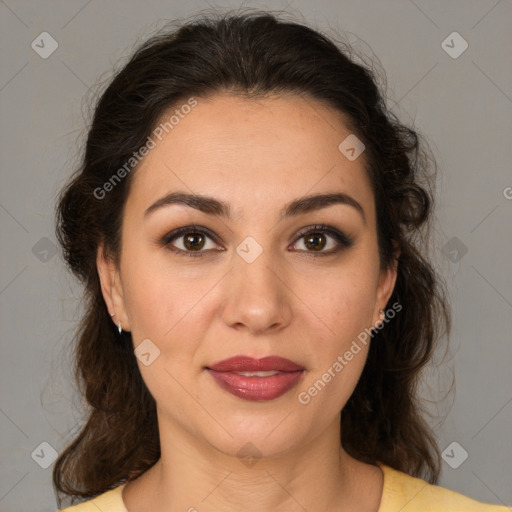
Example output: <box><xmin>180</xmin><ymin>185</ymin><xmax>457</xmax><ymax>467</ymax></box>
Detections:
<box><xmin>53</xmin><ymin>8</ymin><xmax>451</xmax><ymax>507</ymax></box>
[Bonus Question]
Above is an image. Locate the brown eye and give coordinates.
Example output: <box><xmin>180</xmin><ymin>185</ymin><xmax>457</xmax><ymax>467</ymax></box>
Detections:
<box><xmin>183</xmin><ymin>232</ymin><xmax>206</xmax><ymax>251</ymax></box>
<box><xmin>304</xmin><ymin>232</ymin><xmax>327</xmax><ymax>251</ymax></box>
<box><xmin>291</xmin><ymin>224</ymin><xmax>354</xmax><ymax>256</ymax></box>
<box><xmin>161</xmin><ymin>225</ymin><xmax>220</xmax><ymax>257</ymax></box>
<box><xmin>161</xmin><ymin>224</ymin><xmax>353</xmax><ymax>258</ymax></box>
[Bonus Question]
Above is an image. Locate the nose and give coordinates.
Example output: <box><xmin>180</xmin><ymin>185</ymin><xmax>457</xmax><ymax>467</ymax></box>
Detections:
<box><xmin>220</xmin><ymin>244</ymin><xmax>293</xmax><ymax>336</ymax></box>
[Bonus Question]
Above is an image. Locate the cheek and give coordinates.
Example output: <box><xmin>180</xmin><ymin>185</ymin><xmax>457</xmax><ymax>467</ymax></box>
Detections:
<box><xmin>308</xmin><ymin>269</ymin><xmax>377</xmax><ymax>342</ymax></box>
<box><xmin>121</xmin><ymin>245</ymin><xmax>208</xmax><ymax>339</ymax></box>
<box><xmin>122</xmin><ymin>271</ymin><xmax>169</xmax><ymax>339</ymax></box>
<box><xmin>121</xmin><ymin>261</ymin><xmax>208</xmax><ymax>402</ymax></box>
<box><xmin>296</xmin><ymin>268</ymin><xmax>377</xmax><ymax>409</ymax></box>
<box><xmin>300</xmin><ymin>323</ymin><xmax>371</xmax><ymax>414</ymax></box>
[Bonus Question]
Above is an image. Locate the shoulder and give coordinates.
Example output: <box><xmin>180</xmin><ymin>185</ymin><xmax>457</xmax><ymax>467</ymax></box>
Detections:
<box><xmin>57</xmin><ymin>483</ymin><xmax>127</xmax><ymax>512</ymax></box>
<box><xmin>377</xmin><ymin>462</ymin><xmax>509</xmax><ymax>512</ymax></box>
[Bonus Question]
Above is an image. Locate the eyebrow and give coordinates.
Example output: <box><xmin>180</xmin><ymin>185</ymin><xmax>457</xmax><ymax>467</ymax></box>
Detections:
<box><xmin>144</xmin><ymin>191</ymin><xmax>366</xmax><ymax>224</ymax></box>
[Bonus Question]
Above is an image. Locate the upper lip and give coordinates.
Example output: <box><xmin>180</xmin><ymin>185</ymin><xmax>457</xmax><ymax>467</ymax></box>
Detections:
<box><xmin>206</xmin><ymin>356</ymin><xmax>304</xmax><ymax>372</ymax></box>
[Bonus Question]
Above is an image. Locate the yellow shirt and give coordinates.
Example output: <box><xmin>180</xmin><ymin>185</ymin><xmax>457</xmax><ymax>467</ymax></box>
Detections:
<box><xmin>58</xmin><ymin>462</ymin><xmax>510</xmax><ymax>511</ymax></box>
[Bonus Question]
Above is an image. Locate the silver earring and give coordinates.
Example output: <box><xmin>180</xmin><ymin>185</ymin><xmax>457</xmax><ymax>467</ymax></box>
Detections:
<box><xmin>118</xmin><ymin>322</ymin><xmax>122</xmax><ymax>334</ymax></box>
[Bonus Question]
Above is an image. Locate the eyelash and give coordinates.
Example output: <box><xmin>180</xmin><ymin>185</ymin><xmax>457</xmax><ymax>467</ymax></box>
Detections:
<box><xmin>159</xmin><ymin>223</ymin><xmax>354</xmax><ymax>258</ymax></box>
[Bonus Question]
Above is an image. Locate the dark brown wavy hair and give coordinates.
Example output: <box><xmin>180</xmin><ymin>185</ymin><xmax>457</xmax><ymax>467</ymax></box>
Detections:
<box><xmin>53</xmin><ymin>8</ymin><xmax>451</xmax><ymax>507</ymax></box>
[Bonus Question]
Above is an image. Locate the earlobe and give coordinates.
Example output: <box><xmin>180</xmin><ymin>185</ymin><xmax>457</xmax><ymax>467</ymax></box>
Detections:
<box><xmin>96</xmin><ymin>243</ymin><xmax>130</xmax><ymax>332</ymax></box>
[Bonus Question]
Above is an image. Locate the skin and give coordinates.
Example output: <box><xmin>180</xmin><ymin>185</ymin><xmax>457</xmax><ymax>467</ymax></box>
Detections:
<box><xmin>97</xmin><ymin>92</ymin><xmax>399</xmax><ymax>512</ymax></box>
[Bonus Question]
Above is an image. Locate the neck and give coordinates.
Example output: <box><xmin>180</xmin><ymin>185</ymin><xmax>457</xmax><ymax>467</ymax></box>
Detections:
<box><xmin>122</xmin><ymin>412</ymin><xmax>382</xmax><ymax>512</ymax></box>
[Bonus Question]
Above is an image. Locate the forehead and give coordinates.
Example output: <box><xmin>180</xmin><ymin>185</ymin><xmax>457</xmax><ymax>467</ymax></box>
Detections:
<box><xmin>126</xmin><ymin>93</ymin><xmax>375</xmax><ymax>223</ymax></box>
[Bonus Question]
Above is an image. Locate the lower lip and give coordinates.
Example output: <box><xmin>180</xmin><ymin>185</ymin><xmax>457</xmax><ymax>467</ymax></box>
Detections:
<box><xmin>206</xmin><ymin>369</ymin><xmax>304</xmax><ymax>401</ymax></box>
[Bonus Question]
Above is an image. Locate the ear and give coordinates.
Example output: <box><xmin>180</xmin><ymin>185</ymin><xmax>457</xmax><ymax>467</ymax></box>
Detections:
<box><xmin>372</xmin><ymin>244</ymin><xmax>400</xmax><ymax>327</ymax></box>
<box><xmin>96</xmin><ymin>243</ymin><xmax>131</xmax><ymax>332</ymax></box>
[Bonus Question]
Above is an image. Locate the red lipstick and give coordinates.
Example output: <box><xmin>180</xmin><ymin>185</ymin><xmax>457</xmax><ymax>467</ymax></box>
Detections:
<box><xmin>206</xmin><ymin>356</ymin><xmax>305</xmax><ymax>401</ymax></box>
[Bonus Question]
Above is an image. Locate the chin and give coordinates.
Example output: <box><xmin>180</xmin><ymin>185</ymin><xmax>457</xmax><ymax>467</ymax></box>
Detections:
<box><xmin>197</xmin><ymin>415</ymin><xmax>305</xmax><ymax>463</ymax></box>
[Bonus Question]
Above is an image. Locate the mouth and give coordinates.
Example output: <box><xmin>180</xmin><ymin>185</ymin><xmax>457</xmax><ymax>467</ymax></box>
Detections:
<box><xmin>205</xmin><ymin>356</ymin><xmax>305</xmax><ymax>401</ymax></box>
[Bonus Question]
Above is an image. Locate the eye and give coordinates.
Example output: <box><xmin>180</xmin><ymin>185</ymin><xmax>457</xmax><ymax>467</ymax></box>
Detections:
<box><xmin>290</xmin><ymin>224</ymin><xmax>354</xmax><ymax>256</ymax></box>
<box><xmin>159</xmin><ymin>223</ymin><xmax>354</xmax><ymax>258</ymax></box>
<box><xmin>161</xmin><ymin>225</ymin><xmax>222</xmax><ymax>257</ymax></box>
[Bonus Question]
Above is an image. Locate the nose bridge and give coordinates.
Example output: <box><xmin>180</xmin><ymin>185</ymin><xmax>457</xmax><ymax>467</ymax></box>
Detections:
<box><xmin>235</xmin><ymin>239</ymin><xmax>277</xmax><ymax>289</ymax></box>
<box><xmin>221</xmin><ymin>235</ymin><xmax>292</xmax><ymax>333</ymax></box>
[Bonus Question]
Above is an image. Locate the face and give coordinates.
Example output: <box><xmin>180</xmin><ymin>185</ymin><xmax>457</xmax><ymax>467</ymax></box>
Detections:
<box><xmin>98</xmin><ymin>92</ymin><xmax>397</xmax><ymax>460</ymax></box>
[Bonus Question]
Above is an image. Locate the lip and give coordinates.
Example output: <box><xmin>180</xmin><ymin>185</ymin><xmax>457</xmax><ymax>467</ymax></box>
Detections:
<box><xmin>207</xmin><ymin>356</ymin><xmax>304</xmax><ymax>372</ymax></box>
<box><xmin>205</xmin><ymin>356</ymin><xmax>305</xmax><ymax>401</ymax></box>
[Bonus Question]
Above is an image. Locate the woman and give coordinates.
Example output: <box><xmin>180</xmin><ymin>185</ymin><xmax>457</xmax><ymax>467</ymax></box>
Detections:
<box><xmin>53</xmin><ymin>10</ymin><xmax>508</xmax><ymax>512</ymax></box>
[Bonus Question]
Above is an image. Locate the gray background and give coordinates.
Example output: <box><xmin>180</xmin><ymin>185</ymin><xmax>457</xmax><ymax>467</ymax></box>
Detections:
<box><xmin>1</xmin><ymin>1</ymin><xmax>511</xmax><ymax>510</ymax></box>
